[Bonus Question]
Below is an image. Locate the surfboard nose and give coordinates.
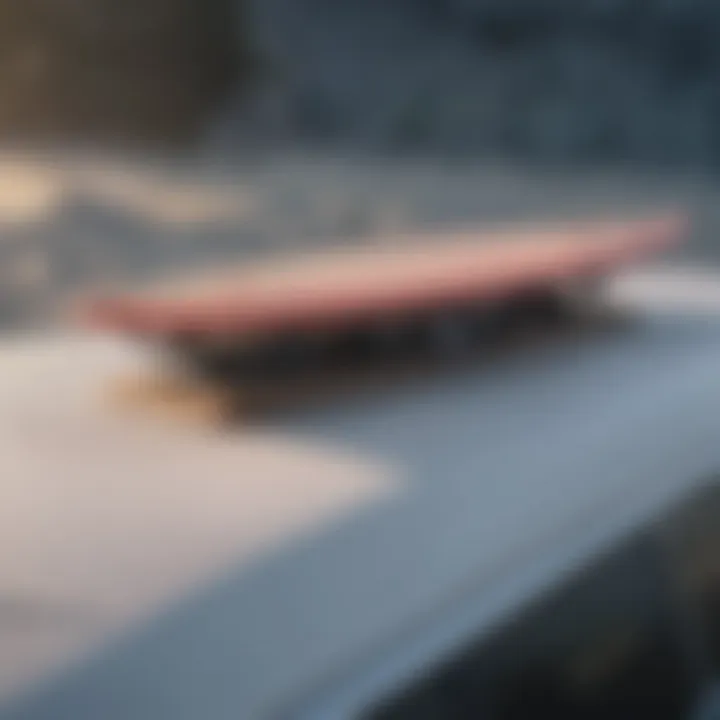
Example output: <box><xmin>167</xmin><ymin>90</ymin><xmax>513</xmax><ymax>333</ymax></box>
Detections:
<box><xmin>619</xmin><ymin>211</ymin><xmax>688</xmax><ymax>252</ymax></box>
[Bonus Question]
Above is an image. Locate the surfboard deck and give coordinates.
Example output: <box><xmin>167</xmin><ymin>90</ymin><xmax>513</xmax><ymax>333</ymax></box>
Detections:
<box><xmin>78</xmin><ymin>214</ymin><xmax>683</xmax><ymax>341</ymax></box>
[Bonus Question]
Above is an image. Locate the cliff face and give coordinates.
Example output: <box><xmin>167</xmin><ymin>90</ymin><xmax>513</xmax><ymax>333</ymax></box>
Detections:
<box><xmin>0</xmin><ymin>0</ymin><xmax>248</xmax><ymax>147</ymax></box>
<box><xmin>219</xmin><ymin>0</ymin><xmax>720</xmax><ymax>170</ymax></box>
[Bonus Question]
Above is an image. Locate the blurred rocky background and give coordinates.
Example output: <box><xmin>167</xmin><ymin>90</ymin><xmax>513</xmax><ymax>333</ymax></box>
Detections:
<box><xmin>0</xmin><ymin>0</ymin><xmax>718</xmax><ymax>328</ymax></box>
<box><xmin>213</xmin><ymin>0</ymin><xmax>720</xmax><ymax>169</ymax></box>
<box><xmin>0</xmin><ymin>0</ymin><xmax>719</xmax><ymax>167</ymax></box>
<box><xmin>0</xmin><ymin>0</ymin><xmax>250</xmax><ymax>148</ymax></box>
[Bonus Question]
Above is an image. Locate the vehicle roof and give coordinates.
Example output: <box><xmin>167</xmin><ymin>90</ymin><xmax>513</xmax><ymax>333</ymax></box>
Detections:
<box><xmin>4</xmin><ymin>277</ymin><xmax>720</xmax><ymax>719</ymax></box>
